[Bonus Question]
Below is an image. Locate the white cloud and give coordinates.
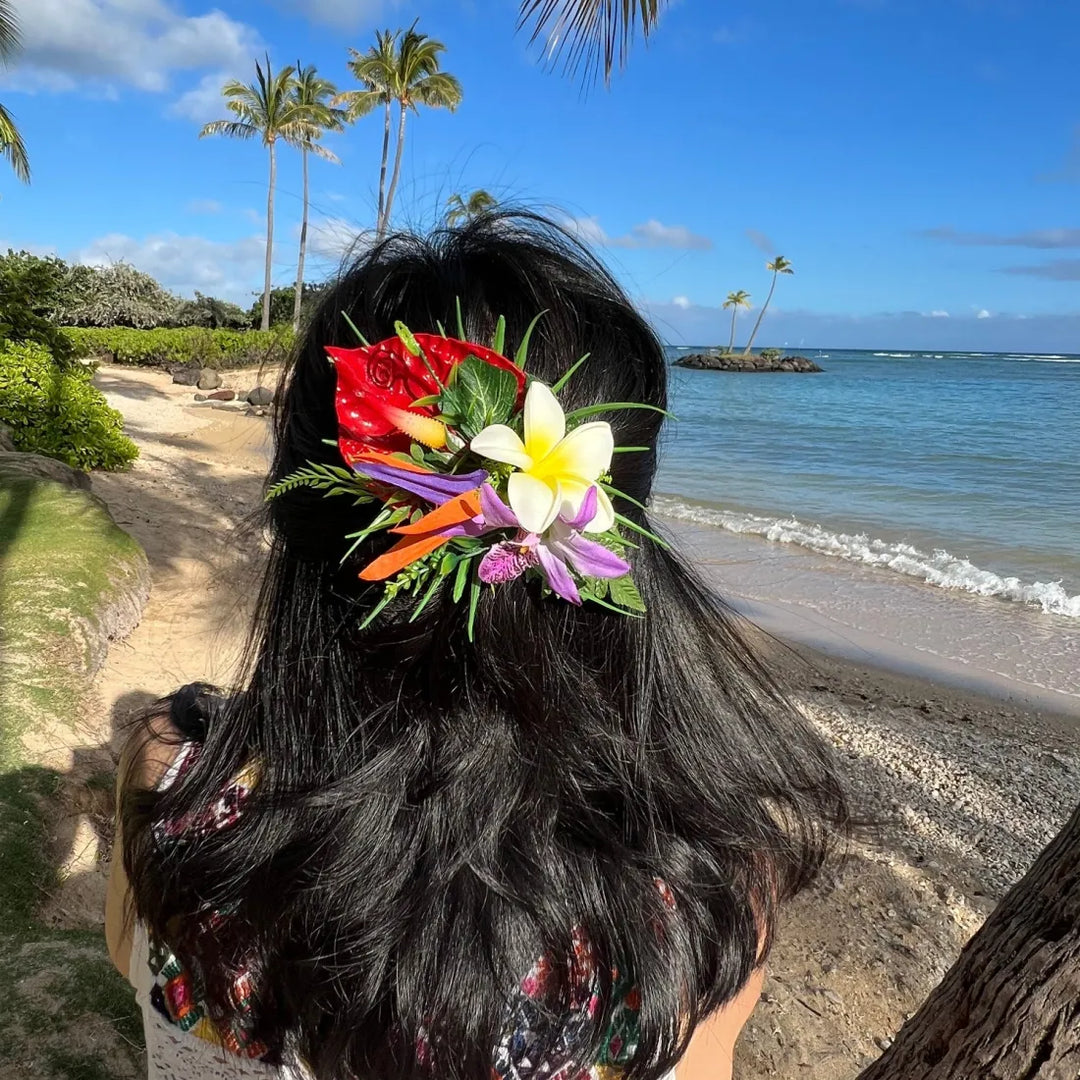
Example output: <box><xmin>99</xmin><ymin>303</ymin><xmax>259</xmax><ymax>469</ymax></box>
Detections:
<box><xmin>72</xmin><ymin>231</ymin><xmax>268</xmax><ymax>303</ymax></box>
<box><xmin>564</xmin><ymin>216</ymin><xmax>711</xmax><ymax>251</ymax></box>
<box><xmin>307</xmin><ymin>216</ymin><xmax>370</xmax><ymax>260</ymax></box>
<box><xmin>977</xmin><ymin>309</ymin><xmax>992</xmax><ymax>319</ymax></box>
<box><xmin>672</xmin><ymin>296</ymin><xmax>692</xmax><ymax>310</ymax></box>
<box><xmin>929</xmin><ymin>310</ymin><xmax>950</xmax><ymax>318</ymax></box>
<box><xmin>170</xmin><ymin>71</ymin><xmax>239</xmax><ymax>123</ymax></box>
<box><xmin>5</xmin><ymin>0</ymin><xmax>260</xmax><ymax>106</ymax></box>
<box><xmin>186</xmin><ymin>198</ymin><xmax>222</xmax><ymax>215</ymax></box>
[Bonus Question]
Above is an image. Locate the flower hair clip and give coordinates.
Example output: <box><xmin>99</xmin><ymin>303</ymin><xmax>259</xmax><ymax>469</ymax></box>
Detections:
<box><xmin>268</xmin><ymin>309</ymin><xmax>669</xmax><ymax>637</ymax></box>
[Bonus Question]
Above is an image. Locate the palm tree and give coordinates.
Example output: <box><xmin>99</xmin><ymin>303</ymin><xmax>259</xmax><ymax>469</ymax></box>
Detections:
<box><xmin>290</xmin><ymin>64</ymin><xmax>347</xmax><ymax>331</ymax></box>
<box><xmin>338</xmin><ymin>29</ymin><xmax>398</xmax><ymax>237</ymax></box>
<box><xmin>200</xmin><ymin>58</ymin><xmax>309</xmax><ymax>332</ymax></box>
<box><xmin>445</xmin><ymin>189</ymin><xmax>497</xmax><ymax>226</ymax></box>
<box><xmin>0</xmin><ymin>0</ymin><xmax>29</xmax><ymax>182</ymax></box>
<box><xmin>345</xmin><ymin>25</ymin><xmax>462</xmax><ymax>239</ymax></box>
<box><xmin>742</xmin><ymin>256</ymin><xmax>793</xmax><ymax>356</ymax></box>
<box><xmin>517</xmin><ymin>0</ymin><xmax>670</xmax><ymax>83</ymax></box>
<box><xmin>721</xmin><ymin>290</ymin><xmax>751</xmax><ymax>355</ymax></box>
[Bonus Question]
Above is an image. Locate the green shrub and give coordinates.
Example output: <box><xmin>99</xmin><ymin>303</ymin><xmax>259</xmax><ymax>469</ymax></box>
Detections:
<box><xmin>58</xmin><ymin>261</ymin><xmax>179</xmax><ymax>329</ymax></box>
<box><xmin>759</xmin><ymin>348</ymin><xmax>783</xmax><ymax>361</ymax></box>
<box><xmin>0</xmin><ymin>341</ymin><xmax>138</xmax><ymax>471</ymax></box>
<box><xmin>0</xmin><ymin>251</ymin><xmax>76</xmax><ymax>363</ymax></box>
<box><xmin>247</xmin><ymin>284</ymin><xmax>329</xmax><ymax>329</ymax></box>
<box><xmin>173</xmin><ymin>291</ymin><xmax>249</xmax><ymax>329</ymax></box>
<box><xmin>62</xmin><ymin>325</ymin><xmax>294</xmax><ymax>370</ymax></box>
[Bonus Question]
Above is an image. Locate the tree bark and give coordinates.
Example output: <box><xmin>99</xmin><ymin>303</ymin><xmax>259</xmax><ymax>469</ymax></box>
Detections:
<box><xmin>855</xmin><ymin>801</ymin><xmax>1080</xmax><ymax>1080</ymax></box>
<box><xmin>293</xmin><ymin>146</ymin><xmax>309</xmax><ymax>333</ymax></box>
<box><xmin>727</xmin><ymin>309</ymin><xmax>737</xmax><ymax>354</ymax></box>
<box><xmin>376</xmin><ymin>97</ymin><xmax>392</xmax><ymax>238</ymax></box>
<box><xmin>382</xmin><ymin>100</ymin><xmax>408</xmax><ymax>239</ymax></box>
<box><xmin>262</xmin><ymin>138</ymin><xmax>276</xmax><ymax>333</ymax></box>
<box><xmin>742</xmin><ymin>274</ymin><xmax>776</xmax><ymax>356</ymax></box>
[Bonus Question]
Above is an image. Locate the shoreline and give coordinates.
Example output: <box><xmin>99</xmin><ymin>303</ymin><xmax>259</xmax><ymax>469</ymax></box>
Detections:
<box><xmin>84</xmin><ymin>366</ymin><xmax>1080</xmax><ymax>1080</ymax></box>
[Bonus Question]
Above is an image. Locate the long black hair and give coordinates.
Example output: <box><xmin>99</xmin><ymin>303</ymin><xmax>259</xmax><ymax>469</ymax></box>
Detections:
<box><xmin>123</xmin><ymin>211</ymin><xmax>849</xmax><ymax>1080</ymax></box>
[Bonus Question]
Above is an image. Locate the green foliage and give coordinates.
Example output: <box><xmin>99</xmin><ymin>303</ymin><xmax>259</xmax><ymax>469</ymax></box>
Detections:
<box><xmin>62</xmin><ymin>325</ymin><xmax>294</xmax><ymax>370</ymax></box>
<box><xmin>439</xmin><ymin>354</ymin><xmax>518</xmax><ymax>439</ymax></box>
<box><xmin>171</xmin><ymin>291</ymin><xmax>249</xmax><ymax>329</ymax></box>
<box><xmin>58</xmin><ymin>261</ymin><xmax>178</xmax><ymax>329</ymax></box>
<box><xmin>0</xmin><ymin>341</ymin><xmax>138</xmax><ymax>470</ymax></box>
<box><xmin>247</xmin><ymin>284</ymin><xmax>328</xmax><ymax>328</ymax></box>
<box><xmin>759</xmin><ymin>348</ymin><xmax>782</xmax><ymax>361</ymax></box>
<box><xmin>0</xmin><ymin>250</ymin><xmax>75</xmax><ymax>362</ymax></box>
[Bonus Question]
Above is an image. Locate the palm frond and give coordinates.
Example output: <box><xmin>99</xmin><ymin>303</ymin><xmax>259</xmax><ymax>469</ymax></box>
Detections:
<box><xmin>199</xmin><ymin>119</ymin><xmax>259</xmax><ymax>140</ymax></box>
<box><xmin>411</xmin><ymin>71</ymin><xmax>463</xmax><ymax>110</ymax></box>
<box><xmin>518</xmin><ymin>0</ymin><xmax>670</xmax><ymax>86</ymax></box>
<box><xmin>0</xmin><ymin>100</ymin><xmax>29</xmax><ymax>182</ymax></box>
<box><xmin>0</xmin><ymin>0</ymin><xmax>20</xmax><ymax>64</ymax></box>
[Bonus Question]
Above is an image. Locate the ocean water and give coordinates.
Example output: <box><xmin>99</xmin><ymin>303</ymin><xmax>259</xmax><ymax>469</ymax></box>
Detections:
<box><xmin>654</xmin><ymin>348</ymin><xmax>1080</xmax><ymax>705</ymax></box>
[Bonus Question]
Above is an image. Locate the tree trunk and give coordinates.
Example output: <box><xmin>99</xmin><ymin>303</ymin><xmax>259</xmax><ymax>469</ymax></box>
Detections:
<box><xmin>727</xmin><ymin>309</ymin><xmax>737</xmax><ymax>354</ymax></box>
<box><xmin>854</xmin><ymin>801</ymin><xmax>1080</xmax><ymax>1079</ymax></box>
<box><xmin>293</xmin><ymin>146</ymin><xmax>309</xmax><ymax>333</ymax></box>
<box><xmin>376</xmin><ymin>97</ymin><xmax>392</xmax><ymax>238</ymax></box>
<box><xmin>742</xmin><ymin>274</ymin><xmax>776</xmax><ymax>356</ymax></box>
<box><xmin>382</xmin><ymin>99</ymin><xmax>408</xmax><ymax>239</ymax></box>
<box><xmin>262</xmin><ymin>138</ymin><xmax>276</xmax><ymax>333</ymax></box>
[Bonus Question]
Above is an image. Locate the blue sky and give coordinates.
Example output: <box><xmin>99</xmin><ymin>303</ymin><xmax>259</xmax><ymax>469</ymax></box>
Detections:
<box><xmin>2</xmin><ymin>0</ymin><xmax>1079</xmax><ymax>350</ymax></box>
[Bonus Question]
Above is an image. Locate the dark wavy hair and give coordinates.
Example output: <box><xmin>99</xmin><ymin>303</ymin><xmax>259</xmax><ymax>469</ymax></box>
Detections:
<box><xmin>123</xmin><ymin>211</ymin><xmax>849</xmax><ymax>1080</ymax></box>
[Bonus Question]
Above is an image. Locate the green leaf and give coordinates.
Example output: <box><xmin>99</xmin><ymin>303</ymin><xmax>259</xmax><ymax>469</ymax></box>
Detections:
<box><xmin>612</xmin><ymin>446</ymin><xmax>650</xmax><ymax>454</ymax></box>
<box><xmin>492</xmin><ymin>314</ymin><xmax>506</xmax><ymax>356</ymax></box>
<box><xmin>341</xmin><ymin>311</ymin><xmax>370</xmax><ymax>346</ymax></box>
<box><xmin>435</xmin><ymin>320</ymin><xmax>449</xmax><ymax>338</ymax></box>
<box><xmin>410</xmin><ymin>394</ymin><xmax>441</xmax><ymax>408</ymax></box>
<box><xmin>467</xmin><ymin>574</ymin><xmax>481</xmax><ymax>641</ymax></box>
<box><xmin>409</xmin><ymin>571</ymin><xmax>445</xmax><ymax>622</ymax></box>
<box><xmin>564</xmin><ymin>402</ymin><xmax>675</xmax><ymax>425</ymax></box>
<box><xmin>358</xmin><ymin>587</ymin><xmax>395</xmax><ymax>630</ymax></box>
<box><xmin>608</xmin><ymin>574</ymin><xmax>647</xmax><ymax>613</ymax></box>
<box><xmin>514</xmin><ymin>310</ymin><xmax>547</xmax><ymax>369</ymax></box>
<box><xmin>394</xmin><ymin>320</ymin><xmax>422</xmax><ymax>356</ymax></box>
<box><xmin>614</xmin><ymin>512</ymin><xmax>671</xmax><ymax>551</ymax></box>
<box><xmin>455</xmin><ymin>296</ymin><xmax>466</xmax><ymax>340</ymax></box>
<box><xmin>550</xmin><ymin>353</ymin><xmax>590</xmax><ymax>395</ymax></box>
<box><xmin>439</xmin><ymin>354</ymin><xmax>519</xmax><ymax>440</ymax></box>
<box><xmin>452</xmin><ymin>554</ymin><xmax>471</xmax><ymax>603</ymax></box>
<box><xmin>601</xmin><ymin>482</ymin><xmax>648</xmax><ymax>513</ymax></box>
<box><xmin>266</xmin><ymin>462</ymin><xmax>371</xmax><ymax>502</ymax></box>
<box><xmin>409</xmin><ymin>442</ymin><xmax>426</xmax><ymax>464</ymax></box>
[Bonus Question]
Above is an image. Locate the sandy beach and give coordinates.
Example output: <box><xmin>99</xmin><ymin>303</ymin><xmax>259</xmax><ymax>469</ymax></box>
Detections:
<box><xmin>69</xmin><ymin>365</ymin><xmax>1080</xmax><ymax>1079</ymax></box>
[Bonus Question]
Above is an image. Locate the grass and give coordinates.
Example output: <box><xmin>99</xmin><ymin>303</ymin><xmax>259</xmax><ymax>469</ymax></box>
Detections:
<box><xmin>0</xmin><ymin>465</ymin><xmax>149</xmax><ymax>1078</ymax></box>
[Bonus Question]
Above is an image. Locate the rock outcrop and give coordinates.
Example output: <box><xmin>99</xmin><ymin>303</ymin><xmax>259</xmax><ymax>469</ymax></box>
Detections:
<box><xmin>676</xmin><ymin>352</ymin><xmax>823</xmax><ymax>373</ymax></box>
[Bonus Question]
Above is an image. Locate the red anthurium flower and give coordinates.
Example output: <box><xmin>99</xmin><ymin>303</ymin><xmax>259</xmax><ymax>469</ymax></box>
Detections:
<box><xmin>330</xmin><ymin>333</ymin><xmax>527</xmax><ymax>461</ymax></box>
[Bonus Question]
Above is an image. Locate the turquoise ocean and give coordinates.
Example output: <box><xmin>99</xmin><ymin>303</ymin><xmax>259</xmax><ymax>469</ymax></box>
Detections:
<box><xmin>655</xmin><ymin>348</ymin><xmax>1080</xmax><ymax>706</ymax></box>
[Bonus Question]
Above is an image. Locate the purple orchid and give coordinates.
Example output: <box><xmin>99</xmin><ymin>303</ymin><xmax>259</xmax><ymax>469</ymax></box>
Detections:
<box><xmin>355</xmin><ymin>460</ymin><xmax>489</xmax><ymax>507</ymax></box>
<box><xmin>478</xmin><ymin>486</ymin><xmax>630</xmax><ymax>605</ymax></box>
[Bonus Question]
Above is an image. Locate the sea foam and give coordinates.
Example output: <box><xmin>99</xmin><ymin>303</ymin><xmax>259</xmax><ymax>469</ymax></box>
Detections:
<box><xmin>653</xmin><ymin>497</ymin><xmax>1080</xmax><ymax>619</ymax></box>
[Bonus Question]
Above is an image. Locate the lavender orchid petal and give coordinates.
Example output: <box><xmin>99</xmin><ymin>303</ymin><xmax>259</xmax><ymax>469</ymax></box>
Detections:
<box><xmin>479</xmin><ymin>540</ymin><xmax>538</xmax><ymax>584</ymax></box>
<box><xmin>554</xmin><ymin>533</ymin><xmax>631</xmax><ymax>579</ymax></box>
<box><xmin>537</xmin><ymin>544</ymin><xmax>581</xmax><ymax>605</ymax></box>
<box><xmin>564</xmin><ymin>485</ymin><xmax>599</xmax><ymax>532</ymax></box>
<box><xmin>357</xmin><ymin>462</ymin><xmax>488</xmax><ymax>506</ymax></box>
<box><xmin>479</xmin><ymin>483</ymin><xmax>520</xmax><ymax>529</ymax></box>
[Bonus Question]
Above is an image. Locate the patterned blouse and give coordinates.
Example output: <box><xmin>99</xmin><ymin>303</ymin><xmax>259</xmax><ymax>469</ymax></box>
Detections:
<box><xmin>141</xmin><ymin>737</ymin><xmax>658</xmax><ymax>1080</ymax></box>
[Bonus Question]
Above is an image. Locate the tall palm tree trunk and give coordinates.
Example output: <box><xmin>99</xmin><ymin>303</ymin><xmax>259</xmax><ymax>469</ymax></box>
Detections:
<box><xmin>382</xmin><ymin>101</ymin><xmax>409</xmax><ymax>238</ymax></box>
<box><xmin>376</xmin><ymin>98</ymin><xmax>392</xmax><ymax>238</ymax></box>
<box><xmin>262</xmin><ymin>138</ymin><xmax>277</xmax><ymax>333</ymax></box>
<box><xmin>743</xmin><ymin>273</ymin><xmax>777</xmax><ymax>356</ymax></box>
<box><xmin>293</xmin><ymin>146</ymin><xmax>309</xmax><ymax>332</ymax></box>
<box><xmin>727</xmin><ymin>310</ymin><xmax>738</xmax><ymax>354</ymax></box>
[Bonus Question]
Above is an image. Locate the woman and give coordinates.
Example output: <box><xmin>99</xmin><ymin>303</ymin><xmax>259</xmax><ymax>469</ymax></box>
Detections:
<box><xmin>106</xmin><ymin>212</ymin><xmax>848</xmax><ymax>1080</ymax></box>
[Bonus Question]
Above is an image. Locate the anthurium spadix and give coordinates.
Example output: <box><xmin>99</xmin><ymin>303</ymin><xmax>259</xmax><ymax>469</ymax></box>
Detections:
<box><xmin>470</xmin><ymin>382</ymin><xmax>616</xmax><ymax>534</ymax></box>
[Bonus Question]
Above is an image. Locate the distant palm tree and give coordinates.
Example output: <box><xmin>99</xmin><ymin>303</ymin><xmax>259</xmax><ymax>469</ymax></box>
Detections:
<box><xmin>722</xmin><ymin>290</ymin><xmax>751</xmax><ymax>355</ymax></box>
<box><xmin>0</xmin><ymin>0</ymin><xmax>29</xmax><ymax>182</ymax></box>
<box><xmin>338</xmin><ymin>29</ymin><xmax>398</xmax><ymax>237</ymax></box>
<box><xmin>200</xmin><ymin>58</ymin><xmax>309</xmax><ymax>332</ymax></box>
<box><xmin>290</xmin><ymin>64</ymin><xmax>346</xmax><ymax>331</ymax></box>
<box><xmin>362</xmin><ymin>26</ymin><xmax>462</xmax><ymax>238</ymax></box>
<box><xmin>445</xmin><ymin>189</ymin><xmax>497</xmax><ymax>226</ymax></box>
<box><xmin>742</xmin><ymin>256</ymin><xmax>793</xmax><ymax>356</ymax></box>
<box><xmin>518</xmin><ymin>0</ymin><xmax>670</xmax><ymax>83</ymax></box>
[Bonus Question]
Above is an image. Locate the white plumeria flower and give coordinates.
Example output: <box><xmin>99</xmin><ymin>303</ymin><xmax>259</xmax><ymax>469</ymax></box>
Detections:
<box><xmin>471</xmin><ymin>382</ymin><xmax>615</xmax><ymax>535</ymax></box>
